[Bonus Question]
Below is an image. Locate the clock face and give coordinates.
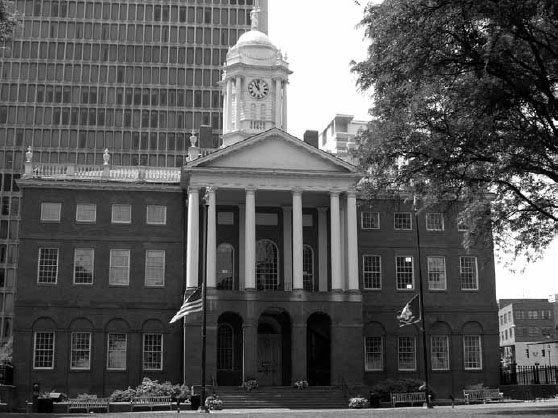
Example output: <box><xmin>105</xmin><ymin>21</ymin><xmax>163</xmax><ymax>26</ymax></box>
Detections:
<box><xmin>248</xmin><ymin>79</ymin><xmax>269</xmax><ymax>99</ymax></box>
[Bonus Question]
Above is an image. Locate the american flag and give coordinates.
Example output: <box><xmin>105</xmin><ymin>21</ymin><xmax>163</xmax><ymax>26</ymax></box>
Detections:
<box><xmin>169</xmin><ymin>287</ymin><xmax>203</xmax><ymax>324</ymax></box>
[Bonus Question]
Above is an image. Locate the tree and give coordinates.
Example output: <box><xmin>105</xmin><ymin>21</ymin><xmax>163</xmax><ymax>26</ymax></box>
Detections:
<box><xmin>0</xmin><ymin>0</ymin><xmax>18</xmax><ymax>43</ymax></box>
<box><xmin>352</xmin><ymin>0</ymin><xmax>558</xmax><ymax>260</ymax></box>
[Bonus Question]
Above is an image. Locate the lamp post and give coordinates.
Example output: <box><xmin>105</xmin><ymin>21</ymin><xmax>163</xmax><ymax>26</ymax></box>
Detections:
<box><xmin>200</xmin><ymin>187</ymin><xmax>210</xmax><ymax>413</ymax></box>
<box><xmin>413</xmin><ymin>197</ymin><xmax>432</xmax><ymax>408</ymax></box>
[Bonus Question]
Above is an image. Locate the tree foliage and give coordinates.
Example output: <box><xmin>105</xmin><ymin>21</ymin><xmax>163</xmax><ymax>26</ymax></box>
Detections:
<box><xmin>0</xmin><ymin>0</ymin><xmax>18</xmax><ymax>43</ymax></box>
<box><xmin>352</xmin><ymin>0</ymin><xmax>558</xmax><ymax>260</ymax></box>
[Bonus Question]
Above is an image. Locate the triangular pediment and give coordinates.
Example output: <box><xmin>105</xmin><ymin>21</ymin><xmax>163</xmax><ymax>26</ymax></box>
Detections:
<box><xmin>189</xmin><ymin>129</ymin><xmax>356</xmax><ymax>174</ymax></box>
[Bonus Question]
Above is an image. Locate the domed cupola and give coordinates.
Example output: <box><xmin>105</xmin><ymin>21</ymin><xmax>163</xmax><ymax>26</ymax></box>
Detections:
<box><xmin>221</xmin><ymin>6</ymin><xmax>291</xmax><ymax>147</ymax></box>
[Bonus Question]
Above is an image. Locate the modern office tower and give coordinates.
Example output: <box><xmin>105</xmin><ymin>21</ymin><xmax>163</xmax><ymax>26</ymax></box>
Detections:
<box><xmin>0</xmin><ymin>0</ymin><xmax>269</xmax><ymax>347</ymax></box>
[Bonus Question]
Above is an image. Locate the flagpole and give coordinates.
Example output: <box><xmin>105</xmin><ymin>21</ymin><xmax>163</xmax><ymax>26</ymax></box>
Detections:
<box><xmin>200</xmin><ymin>187</ymin><xmax>209</xmax><ymax>413</ymax></box>
<box><xmin>413</xmin><ymin>198</ymin><xmax>432</xmax><ymax>408</ymax></box>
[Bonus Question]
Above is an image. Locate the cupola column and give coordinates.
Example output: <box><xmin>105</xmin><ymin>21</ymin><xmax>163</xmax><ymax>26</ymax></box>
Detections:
<box><xmin>330</xmin><ymin>191</ymin><xmax>342</xmax><ymax>291</ymax></box>
<box><xmin>282</xmin><ymin>80</ymin><xmax>288</xmax><ymax>130</ymax></box>
<box><xmin>275</xmin><ymin>79</ymin><xmax>282</xmax><ymax>129</ymax></box>
<box><xmin>292</xmin><ymin>189</ymin><xmax>304</xmax><ymax>290</ymax></box>
<box><xmin>186</xmin><ymin>187</ymin><xmax>200</xmax><ymax>289</ymax></box>
<box><xmin>225</xmin><ymin>79</ymin><xmax>233</xmax><ymax>133</ymax></box>
<box><xmin>244</xmin><ymin>188</ymin><xmax>256</xmax><ymax>290</ymax></box>
<box><xmin>235</xmin><ymin>76</ymin><xmax>243</xmax><ymax>131</ymax></box>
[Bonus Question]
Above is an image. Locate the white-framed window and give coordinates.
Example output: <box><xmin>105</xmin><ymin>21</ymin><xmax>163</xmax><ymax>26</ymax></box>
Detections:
<box><xmin>457</xmin><ymin>213</ymin><xmax>469</xmax><ymax>231</ymax></box>
<box><xmin>516</xmin><ymin>310</ymin><xmax>525</xmax><ymax>320</ymax></box>
<box><xmin>426</xmin><ymin>213</ymin><xmax>444</xmax><ymax>231</ymax></box>
<box><xmin>217</xmin><ymin>324</ymin><xmax>234</xmax><ymax>371</ymax></box>
<box><xmin>216</xmin><ymin>243</ymin><xmax>234</xmax><ymax>290</ymax></box>
<box><xmin>76</xmin><ymin>203</ymin><xmax>96</xmax><ymax>223</ymax></box>
<box><xmin>70</xmin><ymin>332</ymin><xmax>91</xmax><ymax>370</ymax></box>
<box><xmin>398</xmin><ymin>336</ymin><xmax>416</xmax><ymax>370</ymax></box>
<box><xmin>33</xmin><ymin>331</ymin><xmax>55</xmax><ymax>369</ymax></box>
<box><xmin>361</xmin><ymin>211</ymin><xmax>380</xmax><ymax>229</ymax></box>
<box><xmin>460</xmin><ymin>256</ymin><xmax>478</xmax><ymax>290</ymax></box>
<box><xmin>145</xmin><ymin>249</ymin><xmax>165</xmax><ymax>287</ymax></box>
<box><xmin>146</xmin><ymin>205</ymin><xmax>167</xmax><ymax>225</ymax></box>
<box><xmin>38</xmin><ymin>248</ymin><xmax>59</xmax><ymax>284</ymax></box>
<box><xmin>74</xmin><ymin>248</ymin><xmax>94</xmax><ymax>284</ymax></box>
<box><xmin>431</xmin><ymin>335</ymin><xmax>450</xmax><ymax>370</ymax></box>
<box><xmin>363</xmin><ymin>255</ymin><xmax>381</xmax><ymax>290</ymax></box>
<box><xmin>303</xmin><ymin>245</ymin><xmax>314</xmax><ymax>291</ymax></box>
<box><xmin>109</xmin><ymin>249</ymin><xmax>130</xmax><ymax>286</ymax></box>
<box><xmin>40</xmin><ymin>202</ymin><xmax>61</xmax><ymax>222</ymax></box>
<box><xmin>463</xmin><ymin>335</ymin><xmax>482</xmax><ymax>370</ymax></box>
<box><xmin>396</xmin><ymin>256</ymin><xmax>414</xmax><ymax>290</ymax></box>
<box><xmin>528</xmin><ymin>310</ymin><xmax>538</xmax><ymax>319</ymax></box>
<box><xmin>256</xmin><ymin>239</ymin><xmax>279</xmax><ymax>291</ymax></box>
<box><xmin>364</xmin><ymin>336</ymin><xmax>383</xmax><ymax>371</ymax></box>
<box><xmin>427</xmin><ymin>256</ymin><xmax>446</xmax><ymax>290</ymax></box>
<box><xmin>394</xmin><ymin>212</ymin><xmax>412</xmax><ymax>230</ymax></box>
<box><xmin>111</xmin><ymin>204</ymin><xmax>131</xmax><ymax>224</ymax></box>
<box><xmin>143</xmin><ymin>333</ymin><xmax>163</xmax><ymax>370</ymax></box>
<box><xmin>107</xmin><ymin>333</ymin><xmax>127</xmax><ymax>370</ymax></box>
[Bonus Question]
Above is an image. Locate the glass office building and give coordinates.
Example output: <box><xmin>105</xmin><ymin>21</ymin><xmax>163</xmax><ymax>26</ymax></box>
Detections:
<box><xmin>0</xmin><ymin>0</ymin><xmax>268</xmax><ymax>346</ymax></box>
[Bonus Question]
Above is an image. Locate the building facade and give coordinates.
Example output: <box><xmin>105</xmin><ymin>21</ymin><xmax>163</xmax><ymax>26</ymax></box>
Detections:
<box><xmin>0</xmin><ymin>0</ymin><xmax>268</xmax><ymax>347</ymax></box>
<box><xmin>498</xmin><ymin>298</ymin><xmax>557</xmax><ymax>367</ymax></box>
<box><xmin>318</xmin><ymin>114</ymin><xmax>368</xmax><ymax>162</ymax></box>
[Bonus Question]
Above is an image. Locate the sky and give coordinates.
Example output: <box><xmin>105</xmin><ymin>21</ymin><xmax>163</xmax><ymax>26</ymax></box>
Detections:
<box><xmin>267</xmin><ymin>0</ymin><xmax>557</xmax><ymax>301</ymax></box>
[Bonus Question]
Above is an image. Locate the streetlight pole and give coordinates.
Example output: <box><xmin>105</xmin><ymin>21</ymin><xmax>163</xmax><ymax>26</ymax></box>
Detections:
<box><xmin>200</xmin><ymin>187</ymin><xmax>209</xmax><ymax>413</ymax></box>
<box><xmin>413</xmin><ymin>198</ymin><xmax>432</xmax><ymax>408</ymax></box>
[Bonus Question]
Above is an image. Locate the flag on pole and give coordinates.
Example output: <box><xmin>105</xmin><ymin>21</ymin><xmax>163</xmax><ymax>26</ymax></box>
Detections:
<box><xmin>169</xmin><ymin>287</ymin><xmax>203</xmax><ymax>324</ymax></box>
<box><xmin>396</xmin><ymin>294</ymin><xmax>421</xmax><ymax>327</ymax></box>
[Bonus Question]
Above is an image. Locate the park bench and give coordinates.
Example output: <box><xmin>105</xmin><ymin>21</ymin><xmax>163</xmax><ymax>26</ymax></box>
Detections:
<box><xmin>391</xmin><ymin>391</ymin><xmax>426</xmax><ymax>407</ymax></box>
<box><xmin>67</xmin><ymin>397</ymin><xmax>110</xmax><ymax>413</ymax></box>
<box><xmin>463</xmin><ymin>388</ymin><xmax>503</xmax><ymax>404</ymax></box>
<box><xmin>130</xmin><ymin>395</ymin><xmax>174</xmax><ymax>411</ymax></box>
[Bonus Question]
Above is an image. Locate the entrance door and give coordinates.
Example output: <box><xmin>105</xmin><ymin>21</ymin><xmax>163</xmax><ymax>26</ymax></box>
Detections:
<box><xmin>257</xmin><ymin>334</ymin><xmax>282</xmax><ymax>385</ymax></box>
<box><xmin>307</xmin><ymin>313</ymin><xmax>331</xmax><ymax>386</ymax></box>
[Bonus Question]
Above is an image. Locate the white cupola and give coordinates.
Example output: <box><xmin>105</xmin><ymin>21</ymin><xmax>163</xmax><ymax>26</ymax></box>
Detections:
<box><xmin>221</xmin><ymin>6</ymin><xmax>291</xmax><ymax>147</ymax></box>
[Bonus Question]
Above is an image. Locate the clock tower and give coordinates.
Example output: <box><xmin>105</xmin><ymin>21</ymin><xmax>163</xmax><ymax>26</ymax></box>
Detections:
<box><xmin>221</xmin><ymin>6</ymin><xmax>291</xmax><ymax>147</ymax></box>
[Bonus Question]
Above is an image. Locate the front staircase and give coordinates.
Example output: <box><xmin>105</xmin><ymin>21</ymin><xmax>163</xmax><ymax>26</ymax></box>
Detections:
<box><xmin>213</xmin><ymin>386</ymin><xmax>348</xmax><ymax>409</ymax></box>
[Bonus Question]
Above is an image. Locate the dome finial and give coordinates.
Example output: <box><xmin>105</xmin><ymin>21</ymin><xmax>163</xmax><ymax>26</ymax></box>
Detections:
<box><xmin>250</xmin><ymin>5</ymin><xmax>261</xmax><ymax>31</ymax></box>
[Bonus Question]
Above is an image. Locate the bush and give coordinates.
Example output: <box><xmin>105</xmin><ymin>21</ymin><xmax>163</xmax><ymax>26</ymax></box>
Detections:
<box><xmin>241</xmin><ymin>378</ymin><xmax>258</xmax><ymax>391</ymax></box>
<box><xmin>109</xmin><ymin>378</ymin><xmax>190</xmax><ymax>402</ymax></box>
<box><xmin>205</xmin><ymin>394</ymin><xmax>223</xmax><ymax>410</ymax></box>
<box><xmin>348</xmin><ymin>396</ymin><xmax>370</xmax><ymax>409</ymax></box>
<box><xmin>369</xmin><ymin>378</ymin><xmax>435</xmax><ymax>402</ymax></box>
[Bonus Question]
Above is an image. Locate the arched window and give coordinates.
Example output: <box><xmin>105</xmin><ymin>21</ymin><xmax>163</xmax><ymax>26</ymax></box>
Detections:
<box><xmin>216</xmin><ymin>243</ymin><xmax>234</xmax><ymax>290</ymax></box>
<box><xmin>256</xmin><ymin>239</ymin><xmax>279</xmax><ymax>291</ymax></box>
<box><xmin>217</xmin><ymin>324</ymin><xmax>234</xmax><ymax>370</ymax></box>
<box><xmin>303</xmin><ymin>245</ymin><xmax>314</xmax><ymax>291</ymax></box>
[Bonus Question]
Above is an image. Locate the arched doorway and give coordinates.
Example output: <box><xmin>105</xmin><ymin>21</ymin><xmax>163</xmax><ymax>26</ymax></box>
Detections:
<box><xmin>307</xmin><ymin>312</ymin><xmax>331</xmax><ymax>386</ymax></box>
<box><xmin>216</xmin><ymin>312</ymin><xmax>243</xmax><ymax>386</ymax></box>
<box><xmin>257</xmin><ymin>309</ymin><xmax>291</xmax><ymax>385</ymax></box>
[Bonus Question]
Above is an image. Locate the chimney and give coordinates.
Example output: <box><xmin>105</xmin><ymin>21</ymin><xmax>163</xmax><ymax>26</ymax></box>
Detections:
<box><xmin>303</xmin><ymin>130</ymin><xmax>319</xmax><ymax>148</ymax></box>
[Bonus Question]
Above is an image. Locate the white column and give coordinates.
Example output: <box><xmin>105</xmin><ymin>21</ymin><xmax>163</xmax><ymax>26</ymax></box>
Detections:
<box><xmin>275</xmin><ymin>79</ymin><xmax>282</xmax><ymax>129</ymax></box>
<box><xmin>340</xmin><ymin>201</ymin><xmax>346</xmax><ymax>290</ymax></box>
<box><xmin>292</xmin><ymin>190</ymin><xmax>303</xmax><ymax>290</ymax></box>
<box><xmin>206</xmin><ymin>187</ymin><xmax>217</xmax><ymax>289</ymax></box>
<box><xmin>282</xmin><ymin>80</ymin><xmax>288</xmax><ymax>131</ymax></box>
<box><xmin>330</xmin><ymin>191</ymin><xmax>342</xmax><ymax>291</ymax></box>
<box><xmin>317</xmin><ymin>207</ymin><xmax>328</xmax><ymax>292</ymax></box>
<box><xmin>244</xmin><ymin>188</ymin><xmax>256</xmax><ymax>290</ymax></box>
<box><xmin>238</xmin><ymin>204</ymin><xmax>246</xmax><ymax>291</ymax></box>
<box><xmin>346</xmin><ymin>191</ymin><xmax>359</xmax><ymax>291</ymax></box>
<box><xmin>282</xmin><ymin>206</ymin><xmax>293</xmax><ymax>291</ymax></box>
<box><xmin>235</xmin><ymin>76</ymin><xmax>242</xmax><ymax>130</ymax></box>
<box><xmin>186</xmin><ymin>187</ymin><xmax>200</xmax><ymax>289</ymax></box>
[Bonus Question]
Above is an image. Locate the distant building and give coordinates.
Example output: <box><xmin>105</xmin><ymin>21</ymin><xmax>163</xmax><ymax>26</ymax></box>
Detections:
<box><xmin>318</xmin><ymin>114</ymin><xmax>368</xmax><ymax>163</ymax></box>
<box><xmin>498</xmin><ymin>298</ymin><xmax>557</xmax><ymax>367</ymax></box>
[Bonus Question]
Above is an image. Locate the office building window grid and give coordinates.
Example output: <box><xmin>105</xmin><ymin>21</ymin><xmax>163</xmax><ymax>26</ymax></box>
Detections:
<box><xmin>38</xmin><ymin>247</ymin><xmax>58</xmax><ymax>283</ymax></box>
<box><xmin>363</xmin><ymin>255</ymin><xmax>381</xmax><ymax>290</ymax></box>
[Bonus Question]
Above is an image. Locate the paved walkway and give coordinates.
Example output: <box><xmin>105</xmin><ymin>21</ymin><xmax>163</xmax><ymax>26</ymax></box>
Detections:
<box><xmin>4</xmin><ymin>399</ymin><xmax>558</xmax><ymax>418</ymax></box>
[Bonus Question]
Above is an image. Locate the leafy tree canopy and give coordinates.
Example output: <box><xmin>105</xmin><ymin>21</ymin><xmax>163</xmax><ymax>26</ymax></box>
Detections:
<box><xmin>352</xmin><ymin>0</ymin><xmax>558</xmax><ymax>261</ymax></box>
<box><xmin>0</xmin><ymin>0</ymin><xmax>18</xmax><ymax>43</ymax></box>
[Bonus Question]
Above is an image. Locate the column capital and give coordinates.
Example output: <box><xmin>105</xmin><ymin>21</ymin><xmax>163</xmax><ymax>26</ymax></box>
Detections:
<box><xmin>245</xmin><ymin>186</ymin><xmax>257</xmax><ymax>194</ymax></box>
<box><xmin>317</xmin><ymin>206</ymin><xmax>328</xmax><ymax>214</ymax></box>
<box><xmin>329</xmin><ymin>190</ymin><xmax>342</xmax><ymax>198</ymax></box>
<box><xmin>346</xmin><ymin>190</ymin><xmax>357</xmax><ymax>199</ymax></box>
<box><xmin>291</xmin><ymin>188</ymin><xmax>303</xmax><ymax>195</ymax></box>
<box><xmin>188</xmin><ymin>186</ymin><xmax>200</xmax><ymax>194</ymax></box>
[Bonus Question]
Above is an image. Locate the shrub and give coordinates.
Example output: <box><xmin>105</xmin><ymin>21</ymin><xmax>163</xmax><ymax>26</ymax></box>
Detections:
<box><xmin>109</xmin><ymin>388</ymin><xmax>137</xmax><ymax>402</ymax></box>
<box><xmin>205</xmin><ymin>394</ymin><xmax>223</xmax><ymax>410</ymax></box>
<box><xmin>348</xmin><ymin>396</ymin><xmax>370</xmax><ymax>409</ymax></box>
<box><xmin>76</xmin><ymin>393</ymin><xmax>98</xmax><ymax>400</ymax></box>
<box><xmin>109</xmin><ymin>378</ymin><xmax>190</xmax><ymax>402</ymax></box>
<box><xmin>241</xmin><ymin>378</ymin><xmax>258</xmax><ymax>391</ymax></box>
